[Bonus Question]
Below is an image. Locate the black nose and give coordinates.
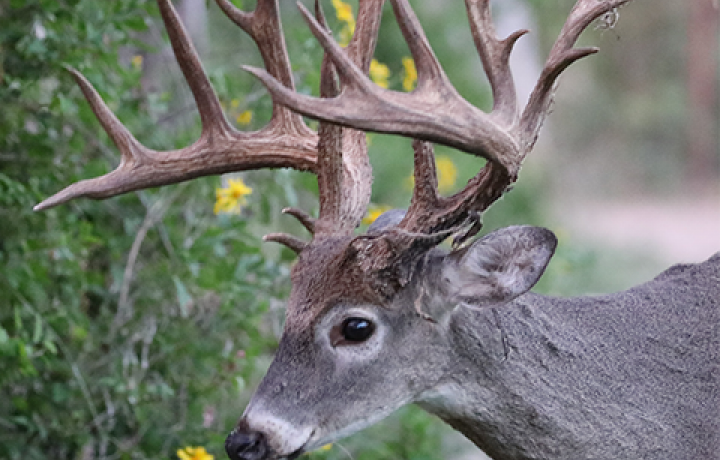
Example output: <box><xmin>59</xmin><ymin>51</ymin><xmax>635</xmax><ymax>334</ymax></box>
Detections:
<box><xmin>225</xmin><ymin>428</ymin><xmax>269</xmax><ymax>460</ymax></box>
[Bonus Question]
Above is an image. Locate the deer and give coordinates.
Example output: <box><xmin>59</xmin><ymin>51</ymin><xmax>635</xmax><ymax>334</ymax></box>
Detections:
<box><xmin>35</xmin><ymin>0</ymin><xmax>720</xmax><ymax>459</ymax></box>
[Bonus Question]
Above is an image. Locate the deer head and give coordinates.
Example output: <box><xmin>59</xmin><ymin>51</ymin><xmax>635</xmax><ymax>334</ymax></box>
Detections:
<box><xmin>35</xmin><ymin>0</ymin><xmax>632</xmax><ymax>458</ymax></box>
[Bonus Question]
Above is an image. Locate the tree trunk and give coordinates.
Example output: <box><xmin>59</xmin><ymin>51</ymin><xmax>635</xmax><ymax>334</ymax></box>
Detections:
<box><xmin>685</xmin><ymin>0</ymin><xmax>719</xmax><ymax>189</ymax></box>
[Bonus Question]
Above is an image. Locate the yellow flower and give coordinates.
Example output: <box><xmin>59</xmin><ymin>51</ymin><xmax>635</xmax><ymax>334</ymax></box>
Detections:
<box><xmin>362</xmin><ymin>204</ymin><xmax>392</xmax><ymax>225</ymax></box>
<box><xmin>214</xmin><ymin>178</ymin><xmax>253</xmax><ymax>214</ymax></box>
<box><xmin>131</xmin><ymin>55</ymin><xmax>143</xmax><ymax>70</ymax></box>
<box><xmin>369</xmin><ymin>59</ymin><xmax>390</xmax><ymax>89</ymax></box>
<box><xmin>405</xmin><ymin>156</ymin><xmax>458</xmax><ymax>194</ymax></box>
<box><xmin>177</xmin><ymin>446</ymin><xmax>214</xmax><ymax>460</ymax></box>
<box><xmin>436</xmin><ymin>156</ymin><xmax>458</xmax><ymax>193</ymax></box>
<box><xmin>236</xmin><ymin>110</ymin><xmax>253</xmax><ymax>126</ymax></box>
<box><xmin>332</xmin><ymin>0</ymin><xmax>355</xmax><ymax>26</ymax></box>
<box><xmin>319</xmin><ymin>444</ymin><xmax>333</xmax><ymax>451</ymax></box>
<box><xmin>332</xmin><ymin>0</ymin><xmax>356</xmax><ymax>46</ymax></box>
<box><xmin>402</xmin><ymin>56</ymin><xmax>417</xmax><ymax>92</ymax></box>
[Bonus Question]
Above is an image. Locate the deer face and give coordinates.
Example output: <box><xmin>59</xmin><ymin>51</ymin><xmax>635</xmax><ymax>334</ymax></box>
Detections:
<box><xmin>225</xmin><ymin>225</ymin><xmax>557</xmax><ymax>460</ymax></box>
<box><xmin>35</xmin><ymin>0</ymin><xmax>626</xmax><ymax>457</ymax></box>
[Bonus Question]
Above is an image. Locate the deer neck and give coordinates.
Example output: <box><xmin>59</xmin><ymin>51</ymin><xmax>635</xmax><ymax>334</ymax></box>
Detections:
<box><xmin>415</xmin><ymin>294</ymin><xmax>598</xmax><ymax>459</ymax></box>
<box><xmin>416</xmin><ymin>287</ymin><xmax>692</xmax><ymax>459</ymax></box>
<box><xmin>416</xmin><ymin>253</ymin><xmax>720</xmax><ymax>460</ymax></box>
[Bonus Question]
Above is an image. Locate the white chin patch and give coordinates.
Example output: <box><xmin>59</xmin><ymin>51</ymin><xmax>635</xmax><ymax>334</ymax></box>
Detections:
<box><xmin>303</xmin><ymin>401</ymin><xmax>409</xmax><ymax>453</ymax></box>
<box><xmin>244</xmin><ymin>410</ymin><xmax>313</xmax><ymax>457</ymax></box>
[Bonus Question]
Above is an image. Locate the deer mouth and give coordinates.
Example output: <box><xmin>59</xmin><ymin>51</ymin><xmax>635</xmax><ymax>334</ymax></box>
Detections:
<box><xmin>275</xmin><ymin>435</ymin><xmax>310</xmax><ymax>460</ymax></box>
<box><xmin>225</xmin><ymin>424</ymin><xmax>313</xmax><ymax>460</ymax></box>
<box><xmin>285</xmin><ymin>449</ymin><xmax>305</xmax><ymax>460</ymax></box>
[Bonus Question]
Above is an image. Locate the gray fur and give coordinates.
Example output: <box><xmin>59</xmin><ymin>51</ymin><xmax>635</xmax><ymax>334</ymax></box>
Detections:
<box><xmin>239</xmin><ymin>227</ymin><xmax>720</xmax><ymax>459</ymax></box>
<box><xmin>420</xmin><ymin>252</ymin><xmax>720</xmax><ymax>459</ymax></box>
<box><xmin>367</xmin><ymin>208</ymin><xmax>407</xmax><ymax>234</ymax></box>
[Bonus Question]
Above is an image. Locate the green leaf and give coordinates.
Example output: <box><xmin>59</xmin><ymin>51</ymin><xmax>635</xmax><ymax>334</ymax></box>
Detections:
<box><xmin>173</xmin><ymin>276</ymin><xmax>192</xmax><ymax>318</ymax></box>
<box><xmin>43</xmin><ymin>339</ymin><xmax>57</xmax><ymax>355</ymax></box>
<box><xmin>32</xmin><ymin>314</ymin><xmax>43</xmax><ymax>343</ymax></box>
<box><xmin>124</xmin><ymin>15</ymin><xmax>147</xmax><ymax>31</ymax></box>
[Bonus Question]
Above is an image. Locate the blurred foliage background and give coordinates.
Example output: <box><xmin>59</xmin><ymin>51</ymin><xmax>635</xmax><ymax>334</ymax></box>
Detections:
<box><xmin>1</xmin><ymin>0</ymin><xmax>717</xmax><ymax>459</ymax></box>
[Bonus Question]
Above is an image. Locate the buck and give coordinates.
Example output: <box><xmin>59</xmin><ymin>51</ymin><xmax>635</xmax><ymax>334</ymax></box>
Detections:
<box><xmin>36</xmin><ymin>0</ymin><xmax>719</xmax><ymax>459</ymax></box>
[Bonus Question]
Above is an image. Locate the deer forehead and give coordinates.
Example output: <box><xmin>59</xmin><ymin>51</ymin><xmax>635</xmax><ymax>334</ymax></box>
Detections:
<box><xmin>284</xmin><ymin>236</ymin><xmax>400</xmax><ymax>331</ymax></box>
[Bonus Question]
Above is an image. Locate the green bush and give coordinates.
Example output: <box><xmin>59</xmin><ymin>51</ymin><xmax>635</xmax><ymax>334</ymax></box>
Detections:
<box><xmin>3</xmin><ymin>1</ymin><xmax>648</xmax><ymax>459</ymax></box>
<box><xmin>1</xmin><ymin>1</ymin><xmax>453</xmax><ymax>459</ymax></box>
<box><xmin>1</xmin><ymin>1</ymin><xmax>286</xmax><ymax>459</ymax></box>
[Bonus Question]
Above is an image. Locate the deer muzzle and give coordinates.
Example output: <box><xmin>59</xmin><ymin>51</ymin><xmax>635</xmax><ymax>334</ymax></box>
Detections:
<box><xmin>225</xmin><ymin>410</ymin><xmax>313</xmax><ymax>460</ymax></box>
<box><xmin>225</xmin><ymin>428</ymin><xmax>269</xmax><ymax>460</ymax></box>
<box><xmin>225</xmin><ymin>427</ymin><xmax>308</xmax><ymax>460</ymax></box>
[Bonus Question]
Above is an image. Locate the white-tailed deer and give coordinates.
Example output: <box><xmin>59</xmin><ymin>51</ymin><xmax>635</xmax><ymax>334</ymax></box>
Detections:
<box><xmin>36</xmin><ymin>0</ymin><xmax>720</xmax><ymax>459</ymax></box>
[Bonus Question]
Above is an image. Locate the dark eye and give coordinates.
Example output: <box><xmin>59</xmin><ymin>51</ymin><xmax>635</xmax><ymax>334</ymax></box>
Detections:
<box><xmin>340</xmin><ymin>317</ymin><xmax>375</xmax><ymax>343</ymax></box>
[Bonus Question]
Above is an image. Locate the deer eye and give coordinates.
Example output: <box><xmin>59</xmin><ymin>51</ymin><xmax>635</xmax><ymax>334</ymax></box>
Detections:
<box><xmin>338</xmin><ymin>317</ymin><xmax>375</xmax><ymax>344</ymax></box>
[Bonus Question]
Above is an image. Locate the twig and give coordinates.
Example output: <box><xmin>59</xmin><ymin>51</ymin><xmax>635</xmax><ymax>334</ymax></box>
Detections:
<box><xmin>109</xmin><ymin>188</ymin><xmax>182</xmax><ymax>340</ymax></box>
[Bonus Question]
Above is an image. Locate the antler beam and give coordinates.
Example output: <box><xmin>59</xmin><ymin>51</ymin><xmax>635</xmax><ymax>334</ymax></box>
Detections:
<box><xmin>35</xmin><ymin>0</ymin><xmax>318</xmax><ymax>212</ymax></box>
<box><xmin>248</xmin><ymin>0</ymin><xmax>631</xmax><ymax>244</ymax></box>
<box><xmin>313</xmin><ymin>0</ymin><xmax>384</xmax><ymax>236</ymax></box>
<box><xmin>37</xmin><ymin>0</ymin><xmax>630</xmax><ymax>268</ymax></box>
<box><xmin>244</xmin><ymin>0</ymin><xmax>524</xmax><ymax>177</ymax></box>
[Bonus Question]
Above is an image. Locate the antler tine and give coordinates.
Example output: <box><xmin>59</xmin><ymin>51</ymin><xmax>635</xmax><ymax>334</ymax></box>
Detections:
<box><xmin>397</xmin><ymin>144</ymin><xmax>510</xmax><ymax>242</ymax></box>
<box><xmin>283</xmin><ymin>207</ymin><xmax>316</xmax><ymax>234</ymax></box>
<box><xmin>397</xmin><ymin>0</ymin><xmax>630</xmax><ymax>240</ymax></box>
<box><xmin>521</xmin><ymin>0</ymin><xmax>633</xmax><ymax>151</ymax></box>
<box><xmin>35</xmin><ymin>0</ymin><xmax>318</xmax><ymax>212</ymax></box>
<box><xmin>246</xmin><ymin>0</ymin><xmax>523</xmax><ymax>176</ymax></box>
<box><xmin>387</xmin><ymin>0</ymin><xmax>454</xmax><ymax>94</ymax></box>
<box><xmin>263</xmin><ymin>233</ymin><xmax>308</xmax><ymax>254</ymax></box>
<box><xmin>346</xmin><ymin>0</ymin><xmax>384</xmax><ymax>73</ymax></box>
<box><xmin>466</xmin><ymin>0</ymin><xmax>528</xmax><ymax>126</ymax></box>
<box><xmin>158</xmin><ymin>0</ymin><xmax>229</xmax><ymax>136</ymax></box>
<box><xmin>262</xmin><ymin>207</ymin><xmax>316</xmax><ymax>255</ymax></box>
<box><xmin>399</xmin><ymin>140</ymin><xmax>440</xmax><ymax>234</ymax></box>
<box><xmin>395</xmin><ymin>0</ymin><xmax>528</xmax><ymax>237</ymax></box>
<box><xmin>313</xmin><ymin>0</ymin><xmax>384</xmax><ymax>236</ymax></box>
<box><xmin>32</xmin><ymin>67</ymin><xmax>149</xmax><ymax>211</ymax></box>
<box><xmin>215</xmin><ymin>0</ymin><xmax>313</xmax><ymax>136</ymax></box>
<box><xmin>215</xmin><ymin>0</ymin><xmax>293</xmax><ymax>89</ymax></box>
<box><xmin>249</xmin><ymin>0</ymin><xmax>631</xmax><ymax>243</ymax></box>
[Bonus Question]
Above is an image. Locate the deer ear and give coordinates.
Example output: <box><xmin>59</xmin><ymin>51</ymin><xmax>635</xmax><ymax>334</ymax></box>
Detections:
<box><xmin>442</xmin><ymin>226</ymin><xmax>557</xmax><ymax>308</ymax></box>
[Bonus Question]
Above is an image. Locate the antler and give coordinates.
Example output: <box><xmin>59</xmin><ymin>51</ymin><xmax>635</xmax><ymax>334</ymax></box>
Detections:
<box><xmin>313</xmin><ymin>0</ymin><xmax>383</xmax><ymax>237</ymax></box>
<box><xmin>37</xmin><ymin>0</ymin><xmax>387</xmax><ymax>255</ymax></box>
<box><xmin>265</xmin><ymin>0</ymin><xmax>384</xmax><ymax>249</ymax></box>
<box><xmin>38</xmin><ymin>0</ymin><xmax>630</xmax><ymax>273</ymax></box>
<box><xmin>249</xmin><ymin>0</ymin><xmax>632</xmax><ymax>244</ymax></box>
<box><xmin>34</xmin><ymin>0</ymin><xmax>318</xmax><ymax>212</ymax></box>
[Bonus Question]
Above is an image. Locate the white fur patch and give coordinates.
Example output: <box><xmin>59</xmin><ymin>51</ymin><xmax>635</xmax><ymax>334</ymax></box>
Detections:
<box><xmin>243</xmin><ymin>409</ymin><xmax>313</xmax><ymax>456</ymax></box>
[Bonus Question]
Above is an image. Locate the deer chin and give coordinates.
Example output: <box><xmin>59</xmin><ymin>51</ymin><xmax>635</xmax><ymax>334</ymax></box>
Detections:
<box><xmin>299</xmin><ymin>399</ymin><xmax>412</xmax><ymax>455</ymax></box>
<box><xmin>283</xmin><ymin>448</ymin><xmax>306</xmax><ymax>460</ymax></box>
